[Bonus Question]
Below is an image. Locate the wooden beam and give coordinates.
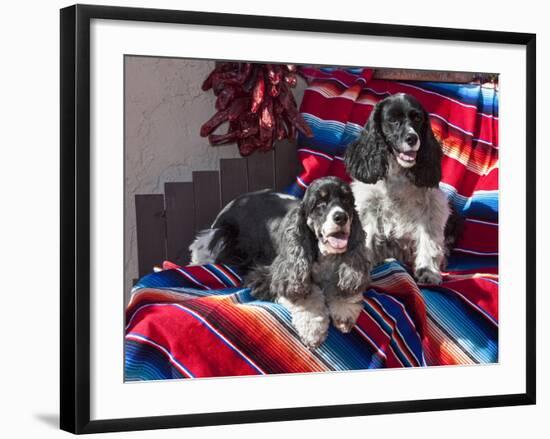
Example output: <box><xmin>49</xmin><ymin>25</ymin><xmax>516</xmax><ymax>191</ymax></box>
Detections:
<box><xmin>220</xmin><ymin>158</ymin><xmax>248</xmax><ymax>206</ymax></box>
<box><xmin>164</xmin><ymin>182</ymin><xmax>195</xmax><ymax>266</ymax></box>
<box><xmin>247</xmin><ymin>150</ymin><xmax>275</xmax><ymax>192</ymax></box>
<box><xmin>193</xmin><ymin>171</ymin><xmax>221</xmax><ymax>231</ymax></box>
<box><xmin>135</xmin><ymin>194</ymin><xmax>166</xmax><ymax>277</ymax></box>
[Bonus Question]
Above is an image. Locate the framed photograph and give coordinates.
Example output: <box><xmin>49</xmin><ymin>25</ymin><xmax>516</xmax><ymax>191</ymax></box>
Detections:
<box><xmin>60</xmin><ymin>4</ymin><xmax>536</xmax><ymax>434</ymax></box>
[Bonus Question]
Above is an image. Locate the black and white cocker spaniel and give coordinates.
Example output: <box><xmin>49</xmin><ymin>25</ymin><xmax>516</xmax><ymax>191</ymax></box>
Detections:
<box><xmin>190</xmin><ymin>177</ymin><xmax>371</xmax><ymax>348</ymax></box>
<box><xmin>345</xmin><ymin>92</ymin><xmax>456</xmax><ymax>285</ymax></box>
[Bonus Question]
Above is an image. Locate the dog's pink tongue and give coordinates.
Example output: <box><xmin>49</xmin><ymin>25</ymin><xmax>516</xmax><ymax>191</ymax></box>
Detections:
<box><xmin>327</xmin><ymin>235</ymin><xmax>348</xmax><ymax>249</ymax></box>
<box><xmin>399</xmin><ymin>151</ymin><xmax>417</xmax><ymax>161</ymax></box>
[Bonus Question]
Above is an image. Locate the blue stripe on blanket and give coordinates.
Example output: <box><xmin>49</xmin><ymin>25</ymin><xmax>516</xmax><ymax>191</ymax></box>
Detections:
<box><xmin>422</xmin><ymin>288</ymin><xmax>498</xmax><ymax>363</ymax></box>
<box><xmin>125</xmin><ymin>339</ymin><xmax>187</xmax><ymax>381</ymax></box>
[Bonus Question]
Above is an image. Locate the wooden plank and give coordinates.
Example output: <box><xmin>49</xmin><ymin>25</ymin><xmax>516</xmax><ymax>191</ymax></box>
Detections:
<box><xmin>373</xmin><ymin>68</ymin><xmax>494</xmax><ymax>83</ymax></box>
<box><xmin>247</xmin><ymin>149</ymin><xmax>275</xmax><ymax>192</ymax></box>
<box><xmin>164</xmin><ymin>182</ymin><xmax>195</xmax><ymax>266</ymax></box>
<box><xmin>274</xmin><ymin>140</ymin><xmax>298</xmax><ymax>192</ymax></box>
<box><xmin>135</xmin><ymin>194</ymin><xmax>166</xmax><ymax>277</ymax></box>
<box><xmin>193</xmin><ymin>171</ymin><xmax>221</xmax><ymax>231</ymax></box>
<box><xmin>305</xmin><ymin>66</ymin><xmax>496</xmax><ymax>83</ymax></box>
<box><xmin>220</xmin><ymin>158</ymin><xmax>248</xmax><ymax>206</ymax></box>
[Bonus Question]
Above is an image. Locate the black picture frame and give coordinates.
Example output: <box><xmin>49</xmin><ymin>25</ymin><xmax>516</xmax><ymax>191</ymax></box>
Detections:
<box><xmin>60</xmin><ymin>4</ymin><xmax>536</xmax><ymax>434</ymax></box>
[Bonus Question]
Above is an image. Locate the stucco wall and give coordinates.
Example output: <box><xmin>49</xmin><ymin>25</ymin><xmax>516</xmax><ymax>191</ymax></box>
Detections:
<box><xmin>124</xmin><ymin>56</ymin><xmax>306</xmax><ymax>301</ymax></box>
<box><xmin>124</xmin><ymin>56</ymin><xmax>244</xmax><ymax>300</ymax></box>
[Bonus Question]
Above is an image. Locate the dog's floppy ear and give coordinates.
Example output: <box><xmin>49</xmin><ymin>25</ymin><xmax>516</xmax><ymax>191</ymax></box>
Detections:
<box><xmin>269</xmin><ymin>205</ymin><xmax>315</xmax><ymax>301</ymax></box>
<box><xmin>337</xmin><ymin>210</ymin><xmax>371</xmax><ymax>296</ymax></box>
<box><xmin>413</xmin><ymin>111</ymin><xmax>442</xmax><ymax>188</ymax></box>
<box><xmin>344</xmin><ymin>100</ymin><xmax>389</xmax><ymax>183</ymax></box>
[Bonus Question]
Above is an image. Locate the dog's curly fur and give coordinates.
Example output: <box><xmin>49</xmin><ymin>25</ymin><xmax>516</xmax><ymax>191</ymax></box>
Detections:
<box><xmin>190</xmin><ymin>177</ymin><xmax>371</xmax><ymax>348</ymax></box>
<box><xmin>345</xmin><ymin>93</ymin><xmax>457</xmax><ymax>285</ymax></box>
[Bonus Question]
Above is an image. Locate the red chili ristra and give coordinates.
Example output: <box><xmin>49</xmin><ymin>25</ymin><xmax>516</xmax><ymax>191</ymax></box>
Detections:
<box><xmin>199</xmin><ymin>62</ymin><xmax>312</xmax><ymax>156</ymax></box>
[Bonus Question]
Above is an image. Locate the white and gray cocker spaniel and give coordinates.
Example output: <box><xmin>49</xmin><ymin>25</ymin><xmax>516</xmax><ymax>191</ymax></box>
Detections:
<box><xmin>345</xmin><ymin>93</ymin><xmax>458</xmax><ymax>285</ymax></box>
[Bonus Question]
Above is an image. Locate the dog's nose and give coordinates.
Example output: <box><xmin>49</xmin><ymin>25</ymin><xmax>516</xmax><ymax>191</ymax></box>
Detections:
<box><xmin>333</xmin><ymin>211</ymin><xmax>348</xmax><ymax>226</ymax></box>
<box><xmin>405</xmin><ymin>132</ymin><xmax>419</xmax><ymax>147</ymax></box>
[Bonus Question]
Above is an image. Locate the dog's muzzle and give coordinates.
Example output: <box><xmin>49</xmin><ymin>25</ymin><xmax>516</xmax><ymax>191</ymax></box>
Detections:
<box><xmin>394</xmin><ymin>128</ymin><xmax>420</xmax><ymax>168</ymax></box>
<box><xmin>320</xmin><ymin>208</ymin><xmax>351</xmax><ymax>254</ymax></box>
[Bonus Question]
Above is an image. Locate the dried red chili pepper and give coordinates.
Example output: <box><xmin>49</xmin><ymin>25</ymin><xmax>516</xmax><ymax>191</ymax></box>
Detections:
<box><xmin>259</xmin><ymin>98</ymin><xmax>274</xmax><ymax>130</ymax></box>
<box><xmin>284</xmin><ymin>72</ymin><xmax>297</xmax><ymax>87</ymax></box>
<box><xmin>266</xmin><ymin>64</ymin><xmax>282</xmax><ymax>85</ymax></box>
<box><xmin>269</xmin><ymin>83</ymin><xmax>280</xmax><ymax>97</ymax></box>
<box><xmin>215</xmin><ymin>85</ymin><xmax>240</xmax><ymax>111</ymax></box>
<box><xmin>200</xmin><ymin>109</ymin><xmax>229</xmax><ymax>137</ymax></box>
<box><xmin>275</xmin><ymin>116</ymin><xmax>286</xmax><ymax>141</ymax></box>
<box><xmin>226</xmin><ymin>97</ymin><xmax>250</xmax><ymax>122</ymax></box>
<box><xmin>251</xmin><ymin>77</ymin><xmax>264</xmax><ymax>113</ymax></box>
<box><xmin>200</xmin><ymin>62</ymin><xmax>312</xmax><ymax>156</ymax></box>
<box><xmin>208</xmin><ymin>131</ymin><xmax>238</xmax><ymax>145</ymax></box>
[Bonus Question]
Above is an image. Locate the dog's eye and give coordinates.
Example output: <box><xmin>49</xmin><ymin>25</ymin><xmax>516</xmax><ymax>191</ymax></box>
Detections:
<box><xmin>316</xmin><ymin>201</ymin><xmax>327</xmax><ymax>209</ymax></box>
<box><xmin>410</xmin><ymin>111</ymin><xmax>422</xmax><ymax>122</ymax></box>
<box><xmin>387</xmin><ymin>111</ymin><xmax>404</xmax><ymax>124</ymax></box>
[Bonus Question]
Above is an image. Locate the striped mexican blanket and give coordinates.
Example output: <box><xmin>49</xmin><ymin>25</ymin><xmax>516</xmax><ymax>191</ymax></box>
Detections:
<box><xmin>125</xmin><ymin>67</ymin><xmax>498</xmax><ymax>380</ymax></box>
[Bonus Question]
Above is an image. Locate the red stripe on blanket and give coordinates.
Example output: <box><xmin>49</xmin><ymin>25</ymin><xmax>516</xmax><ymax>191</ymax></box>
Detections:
<box><xmin>432</xmin><ymin>116</ymin><xmax>498</xmax><ymax>150</ymax></box>
<box><xmin>127</xmin><ymin>303</ymin><xmax>262</xmax><ymax>378</ymax></box>
<box><xmin>445</xmin><ymin>267</ymin><xmax>499</xmax><ymax>275</ymax></box>
<box><xmin>441</xmin><ymin>159</ymin><xmax>498</xmax><ymax>196</ymax></box>
<box><xmin>455</xmin><ymin>220</ymin><xmax>499</xmax><ymax>254</ymax></box>
<box><xmin>126</xmin><ymin>288</ymin><xmax>196</xmax><ymax>319</ymax></box>
<box><xmin>300</xmin><ymin>91</ymin><xmax>370</xmax><ymax>125</ymax></box>
<box><xmin>355</xmin><ymin>310</ymin><xmax>403</xmax><ymax>368</ymax></box>
<box><xmin>437</xmin><ymin>130</ymin><xmax>499</xmax><ymax>170</ymax></box>
<box><xmin>215</xmin><ymin>264</ymin><xmax>242</xmax><ymax>286</ymax></box>
<box><xmin>441</xmin><ymin>277</ymin><xmax>499</xmax><ymax>321</ymax></box>
<box><xmin>295</xmin><ymin>153</ymin><xmax>350</xmax><ymax>187</ymax></box>
<box><xmin>187</xmin><ymin>265</ymin><xmax>229</xmax><ymax>289</ymax></box>
<box><xmin>328</xmin><ymin>159</ymin><xmax>351</xmax><ymax>182</ymax></box>
<box><xmin>297</xmin><ymin>150</ymin><xmax>334</xmax><ymax>185</ymax></box>
<box><xmin>162</xmin><ymin>260</ymin><xmax>181</xmax><ymax>270</ymax></box>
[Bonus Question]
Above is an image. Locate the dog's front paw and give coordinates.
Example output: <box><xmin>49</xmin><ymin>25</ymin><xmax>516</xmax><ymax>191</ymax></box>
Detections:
<box><xmin>328</xmin><ymin>296</ymin><xmax>363</xmax><ymax>333</ymax></box>
<box><xmin>415</xmin><ymin>267</ymin><xmax>442</xmax><ymax>285</ymax></box>
<box><xmin>333</xmin><ymin>317</ymin><xmax>356</xmax><ymax>334</ymax></box>
<box><xmin>292</xmin><ymin>312</ymin><xmax>329</xmax><ymax>349</ymax></box>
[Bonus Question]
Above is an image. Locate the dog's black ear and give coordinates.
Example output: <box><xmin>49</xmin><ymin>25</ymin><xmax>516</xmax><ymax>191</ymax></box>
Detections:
<box><xmin>348</xmin><ymin>209</ymin><xmax>367</xmax><ymax>251</ymax></box>
<box><xmin>344</xmin><ymin>101</ymin><xmax>389</xmax><ymax>183</ymax></box>
<box><xmin>413</xmin><ymin>111</ymin><xmax>442</xmax><ymax>188</ymax></box>
<box><xmin>300</xmin><ymin>183</ymin><xmax>317</xmax><ymax>218</ymax></box>
<box><xmin>269</xmin><ymin>205</ymin><xmax>315</xmax><ymax>301</ymax></box>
